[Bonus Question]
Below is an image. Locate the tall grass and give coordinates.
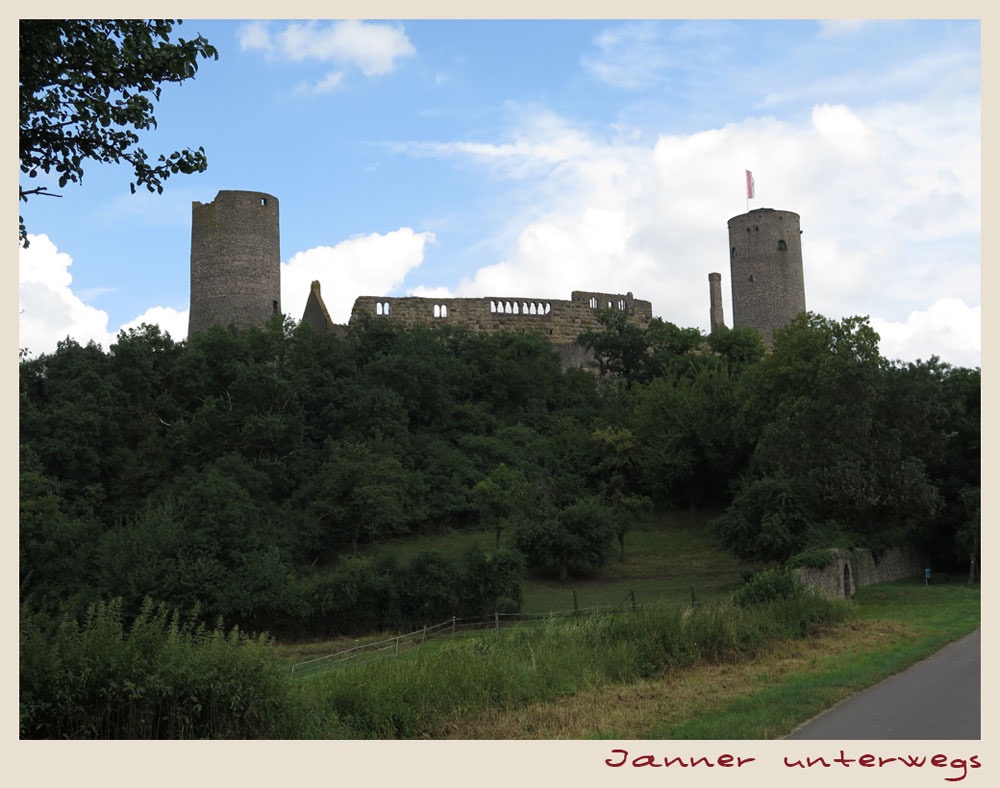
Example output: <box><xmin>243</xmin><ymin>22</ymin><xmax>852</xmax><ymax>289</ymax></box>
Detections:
<box><xmin>25</xmin><ymin>581</ymin><xmax>968</xmax><ymax>739</ymax></box>
<box><xmin>295</xmin><ymin>593</ymin><xmax>850</xmax><ymax>738</ymax></box>
<box><xmin>20</xmin><ymin>598</ymin><xmax>309</xmax><ymax>739</ymax></box>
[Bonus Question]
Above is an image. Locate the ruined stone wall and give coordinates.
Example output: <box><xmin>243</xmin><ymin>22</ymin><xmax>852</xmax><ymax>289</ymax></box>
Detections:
<box><xmin>188</xmin><ymin>190</ymin><xmax>281</xmax><ymax>337</ymax></box>
<box><xmin>727</xmin><ymin>208</ymin><xmax>806</xmax><ymax>345</ymax></box>
<box><xmin>853</xmin><ymin>545</ymin><xmax>924</xmax><ymax>588</ymax></box>
<box><xmin>348</xmin><ymin>290</ymin><xmax>652</xmax><ymax>344</ymax></box>
<box><xmin>796</xmin><ymin>546</ymin><xmax>924</xmax><ymax>599</ymax></box>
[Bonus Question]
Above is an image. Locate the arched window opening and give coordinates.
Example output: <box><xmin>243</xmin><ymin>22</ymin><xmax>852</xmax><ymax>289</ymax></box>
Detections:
<box><xmin>777</xmin><ymin>239</ymin><xmax>787</xmax><ymax>251</ymax></box>
<box><xmin>545</xmin><ymin>303</ymin><xmax>551</xmax><ymax>314</ymax></box>
<box><xmin>433</xmin><ymin>304</ymin><xmax>441</xmax><ymax>318</ymax></box>
<box><xmin>529</xmin><ymin>303</ymin><xmax>537</xmax><ymax>315</ymax></box>
<box><xmin>376</xmin><ymin>302</ymin><xmax>384</xmax><ymax>315</ymax></box>
<box><xmin>384</xmin><ymin>302</ymin><xmax>390</xmax><ymax>315</ymax></box>
<box><xmin>589</xmin><ymin>297</ymin><xmax>598</xmax><ymax>309</ymax></box>
<box><xmin>490</xmin><ymin>301</ymin><xmax>497</xmax><ymax>313</ymax></box>
<box><xmin>513</xmin><ymin>302</ymin><xmax>519</xmax><ymax>314</ymax></box>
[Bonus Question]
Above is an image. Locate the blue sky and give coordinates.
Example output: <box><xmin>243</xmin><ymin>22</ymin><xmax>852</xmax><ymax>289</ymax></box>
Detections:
<box><xmin>18</xmin><ymin>18</ymin><xmax>981</xmax><ymax>367</ymax></box>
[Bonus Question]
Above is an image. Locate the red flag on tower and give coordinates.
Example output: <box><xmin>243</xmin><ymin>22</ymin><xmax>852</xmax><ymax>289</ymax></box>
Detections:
<box><xmin>746</xmin><ymin>170</ymin><xmax>755</xmax><ymax>200</ymax></box>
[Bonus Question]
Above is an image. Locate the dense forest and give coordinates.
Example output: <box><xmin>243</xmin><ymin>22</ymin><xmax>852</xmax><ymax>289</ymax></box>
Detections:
<box><xmin>19</xmin><ymin>311</ymin><xmax>980</xmax><ymax>639</ymax></box>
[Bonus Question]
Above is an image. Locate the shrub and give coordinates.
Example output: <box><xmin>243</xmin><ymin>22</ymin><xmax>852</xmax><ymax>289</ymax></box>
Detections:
<box><xmin>732</xmin><ymin>567</ymin><xmax>807</xmax><ymax>608</ymax></box>
<box><xmin>786</xmin><ymin>547</ymin><xmax>836</xmax><ymax>570</ymax></box>
<box><xmin>457</xmin><ymin>544</ymin><xmax>524</xmax><ymax>617</ymax></box>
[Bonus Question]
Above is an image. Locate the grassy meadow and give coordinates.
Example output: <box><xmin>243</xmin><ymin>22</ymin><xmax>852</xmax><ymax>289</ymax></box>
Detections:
<box><xmin>272</xmin><ymin>514</ymin><xmax>979</xmax><ymax>739</ymax></box>
<box><xmin>278</xmin><ymin>578</ymin><xmax>978</xmax><ymax>740</ymax></box>
<box><xmin>278</xmin><ymin>509</ymin><xmax>758</xmax><ymax>661</ymax></box>
<box><xmin>24</xmin><ymin>512</ymin><xmax>976</xmax><ymax>740</ymax></box>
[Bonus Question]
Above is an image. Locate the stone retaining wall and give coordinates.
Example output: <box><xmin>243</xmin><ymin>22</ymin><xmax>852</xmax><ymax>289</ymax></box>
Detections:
<box><xmin>796</xmin><ymin>546</ymin><xmax>924</xmax><ymax>599</ymax></box>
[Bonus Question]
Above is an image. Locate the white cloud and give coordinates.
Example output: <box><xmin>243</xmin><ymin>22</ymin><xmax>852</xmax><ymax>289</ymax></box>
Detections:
<box><xmin>237</xmin><ymin>21</ymin><xmax>272</xmax><ymax>53</ymax></box>
<box><xmin>240</xmin><ymin>20</ymin><xmax>415</xmax><ymax>77</ymax></box>
<box><xmin>281</xmin><ymin>228</ymin><xmax>436</xmax><ymax>324</ymax></box>
<box><xmin>19</xmin><ymin>228</ymin><xmax>437</xmax><ymax>355</ymax></box>
<box><xmin>811</xmin><ymin>104</ymin><xmax>874</xmax><ymax>160</ymax></box>
<box><xmin>314</xmin><ymin>71</ymin><xmax>345</xmax><ymax>93</ymax></box>
<box><xmin>871</xmin><ymin>299</ymin><xmax>980</xmax><ymax>368</ymax></box>
<box><xmin>18</xmin><ymin>235</ymin><xmax>189</xmax><ymax>357</ymax></box>
<box><xmin>408</xmin><ymin>284</ymin><xmax>453</xmax><ymax>299</ymax></box>
<box><xmin>582</xmin><ymin>21</ymin><xmax>669</xmax><ymax>90</ymax></box>
<box><xmin>120</xmin><ymin>306</ymin><xmax>190</xmax><ymax>343</ymax></box>
<box><xmin>395</xmin><ymin>109</ymin><xmax>599</xmax><ymax>180</ymax></box>
<box><xmin>818</xmin><ymin>20</ymin><xmax>872</xmax><ymax>38</ymax></box>
<box><xmin>395</xmin><ymin>90</ymin><xmax>979</xmax><ymax>367</ymax></box>
<box><xmin>18</xmin><ymin>235</ymin><xmax>116</xmax><ymax>356</ymax></box>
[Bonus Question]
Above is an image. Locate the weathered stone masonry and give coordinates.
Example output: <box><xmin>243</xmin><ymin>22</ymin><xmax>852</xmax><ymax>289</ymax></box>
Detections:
<box><xmin>796</xmin><ymin>546</ymin><xmax>924</xmax><ymax>599</ymax></box>
<box><xmin>188</xmin><ymin>190</ymin><xmax>281</xmax><ymax>337</ymax></box>
<box><xmin>188</xmin><ymin>189</ymin><xmax>807</xmax><ymax>354</ymax></box>
<box><xmin>349</xmin><ymin>291</ymin><xmax>652</xmax><ymax>340</ymax></box>
<box><xmin>725</xmin><ymin>208</ymin><xmax>806</xmax><ymax>345</ymax></box>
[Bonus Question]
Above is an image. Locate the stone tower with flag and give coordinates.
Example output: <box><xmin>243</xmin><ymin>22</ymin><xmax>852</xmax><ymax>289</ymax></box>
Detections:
<box><xmin>723</xmin><ymin>207</ymin><xmax>806</xmax><ymax>345</ymax></box>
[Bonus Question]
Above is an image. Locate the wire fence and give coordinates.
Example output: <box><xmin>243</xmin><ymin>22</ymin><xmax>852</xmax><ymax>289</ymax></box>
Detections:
<box><xmin>288</xmin><ymin>584</ymin><xmax>700</xmax><ymax>680</ymax></box>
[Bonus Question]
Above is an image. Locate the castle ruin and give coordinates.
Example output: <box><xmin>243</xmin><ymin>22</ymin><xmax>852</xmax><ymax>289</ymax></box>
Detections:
<box><xmin>722</xmin><ymin>208</ymin><xmax>807</xmax><ymax>345</ymax></box>
<box><xmin>188</xmin><ymin>190</ymin><xmax>807</xmax><ymax>352</ymax></box>
<box><xmin>188</xmin><ymin>190</ymin><xmax>281</xmax><ymax>336</ymax></box>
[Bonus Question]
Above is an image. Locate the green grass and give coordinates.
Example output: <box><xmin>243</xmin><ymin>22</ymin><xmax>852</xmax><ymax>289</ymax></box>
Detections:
<box><xmin>371</xmin><ymin>508</ymin><xmax>760</xmax><ymax>616</ymax></box>
<box><xmin>278</xmin><ymin>510</ymin><xmax>758</xmax><ymax>660</ymax></box>
<box><xmin>287</xmin><ymin>591</ymin><xmax>851</xmax><ymax>738</ymax></box>
<box><xmin>646</xmin><ymin>579</ymin><xmax>981</xmax><ymax>739</ymax></box>
<box><xmin>276</xmin><ymin>520</ymin><xmax>979</xmax><ymax>740</ymax></box>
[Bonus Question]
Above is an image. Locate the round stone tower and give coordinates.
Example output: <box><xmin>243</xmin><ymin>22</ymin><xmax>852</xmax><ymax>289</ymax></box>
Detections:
<box><xmin>727</xmin><ymin>208</ymin><xmax>805</xmax><ymax>344</ymax></box>
<box><xmin>188</xmin><ymin>190</ymin><xmax>281</xmax><ymax>337</ymax></box>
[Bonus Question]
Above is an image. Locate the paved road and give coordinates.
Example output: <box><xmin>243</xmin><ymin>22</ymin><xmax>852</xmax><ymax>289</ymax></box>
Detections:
<box><xmin>785</xmin><ymin>629</ymin><xmax>981</xmax><ymax>740</ymax></box>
